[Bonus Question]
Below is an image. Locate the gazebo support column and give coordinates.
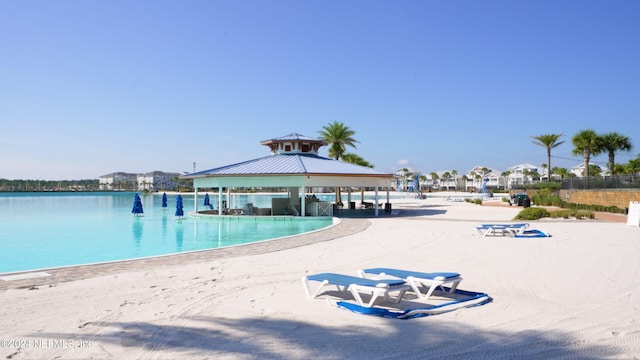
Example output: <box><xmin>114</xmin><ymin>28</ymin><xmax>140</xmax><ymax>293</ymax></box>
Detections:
<box><xmin>375</xmin><ymin>187</ymin><xmax>379</xmax><ymax>216</ymax></box>
<box><xmin>301</xmin><ymin>186</ymin><xmax>306</xmax><ymax>217</ymax></box>
<box><xmin>288</xmin><ymin>187</ymin><xmax>299</xmax><ymax>216</ymax></box>
<box><xmin>218</xmin><ymin>187</ymin><xmax>223</xmax><ymax>215</ymax></box>
<box><xmin>194</xmin><ymin>187</ymin><xmax>198</xmax><ymax>213</ymax></box>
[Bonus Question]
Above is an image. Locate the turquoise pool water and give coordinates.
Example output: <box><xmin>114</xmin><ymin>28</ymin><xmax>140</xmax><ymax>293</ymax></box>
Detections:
<box><xmin>0</xmin><ymin>192</ymin><xmax>333</xmax><ymax>274</ymax></box>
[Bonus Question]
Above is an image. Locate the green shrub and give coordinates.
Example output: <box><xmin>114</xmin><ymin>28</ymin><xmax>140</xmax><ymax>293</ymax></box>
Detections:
<box><xmin>514</xmin><ymin>207</ymin><xmax>550</xmax><ymax>220</ymax></box>
<box><xmin>547</xmin><ymin>209</ymin><xmax>595</xmax><ymax>220</ymax></box>
<box><xmin>464</xmin><ymin>198</ymin><xmax>483</xmax><ymax>205</ymax></box>
<box><xmin>528</xmin><ymin>193</ymin><xmax>625</xmax><ymax>214</ymax></box>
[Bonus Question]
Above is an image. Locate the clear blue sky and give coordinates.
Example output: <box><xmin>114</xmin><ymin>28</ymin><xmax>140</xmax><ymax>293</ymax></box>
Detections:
<box><xmin>1</xmin><ymin>0</ymin><xmax>638</xmax><ymax>180</ymax></box>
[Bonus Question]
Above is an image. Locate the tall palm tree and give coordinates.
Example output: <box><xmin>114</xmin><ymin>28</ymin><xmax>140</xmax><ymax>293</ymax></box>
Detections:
<box><xmin>571</xmin><ymin>129</ymin><xmax>602</xmax><ymax>179</ymax></box>
<box><xmin>442</xmin><ymin>171</ymin><xmax>451</xmax><ymax>190</ymax></box>
<box><xmin>501</xmin><ymin>170</ymin><xmax>511</xmax><ymax>190</ymax></box>
<box><xmin>599</xmin><ymin>132</ymin><xmax>633</xmax><ymax>175</ymax></box>
<box><xmin>318</xmin><ymin>121</ymin><xmax>359</xmax><ymax>205</ymax></box>
<box><xmin>430</xmin><ymin>172</ymin><xmax>439</xmax><ymax>190</ymax></box>
<box><xmin>531</xmin><ymin>133</ymin><xmax>565</xmax><ymax>183</ymax></box>
<box><xmin>318</xmin><ymin>121</ymin><xmax>359</xmax><ymax>160</ymax></box>
<box><xmin>451</xmin><ymin>170</ymin><xmax>458</xmax><ymax>190</ymax></box>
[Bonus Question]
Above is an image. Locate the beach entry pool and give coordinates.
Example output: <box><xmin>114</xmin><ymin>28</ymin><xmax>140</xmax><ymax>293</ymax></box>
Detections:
<box><xmin>0</xmin><ymin>192</ymin><xmax>334</xmax><ymax>274</ymax></box>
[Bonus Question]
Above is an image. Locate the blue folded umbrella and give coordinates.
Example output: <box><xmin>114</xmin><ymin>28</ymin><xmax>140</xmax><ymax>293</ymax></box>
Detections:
<box><xmin>175</xmin><ymin>195</ymin><xmax>184</xmax><ymax>217</ymax></box>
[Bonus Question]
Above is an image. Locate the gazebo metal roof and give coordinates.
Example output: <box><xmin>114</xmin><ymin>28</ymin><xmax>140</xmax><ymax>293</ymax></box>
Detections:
<box><xmin>185</xmin><ymin>153</ymin><xmax>389</xmax><ymax>177</ymax></box>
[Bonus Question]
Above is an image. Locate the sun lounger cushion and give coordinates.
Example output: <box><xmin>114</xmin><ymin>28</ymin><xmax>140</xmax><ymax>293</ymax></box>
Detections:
<box><xmin>307</xmin><ymin>273</ymin><xmax>405</xmax><ymax>287</ymax></box>
<box><xmin>362</xmin><ymin>268</ymin><xmax>460</xmax><ymax>281</ymax></box>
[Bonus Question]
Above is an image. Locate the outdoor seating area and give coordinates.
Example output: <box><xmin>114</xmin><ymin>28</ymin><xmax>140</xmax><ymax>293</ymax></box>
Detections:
<box><xmin>302</xmin><ymin>267</ymin><xmax>491</xmax><ymax>319</ymax></box>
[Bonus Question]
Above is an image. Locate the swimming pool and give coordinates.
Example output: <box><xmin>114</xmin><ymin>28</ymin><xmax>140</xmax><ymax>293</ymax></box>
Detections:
<box><xmin>0</xmin><ymin>192</ymin><xmax>334</xmax><ymax>274</ymax></box>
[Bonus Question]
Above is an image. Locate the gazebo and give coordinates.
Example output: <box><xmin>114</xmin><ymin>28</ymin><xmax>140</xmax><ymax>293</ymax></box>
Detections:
<box><xmin>181</xmin><ymin>133</ymin><xmax>396</xmax><ymax>216</ymax></box>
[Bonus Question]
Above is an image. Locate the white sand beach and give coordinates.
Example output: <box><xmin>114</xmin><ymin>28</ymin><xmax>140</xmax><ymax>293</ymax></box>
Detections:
<box><xmin>1</xmin><ymin>196</ymin><xmax>639</xmax><ymax>359</ymax></box>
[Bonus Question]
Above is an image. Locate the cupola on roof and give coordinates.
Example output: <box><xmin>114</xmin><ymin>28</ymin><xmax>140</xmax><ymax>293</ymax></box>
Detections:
<box><xmin>260</xmin><ymin>132</ymin><xmax>327</xmax><ymax>155</ymax></box>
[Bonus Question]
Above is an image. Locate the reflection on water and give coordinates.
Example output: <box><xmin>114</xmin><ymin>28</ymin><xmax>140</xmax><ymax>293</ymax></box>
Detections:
<box><xmin>175</xmin><ymin>220</ymin><xmax>184</xmax><ymax>252</ymax></box>
<box><xmin>132</xmin><ymin>217</ymin><xmax>143</xmax><ymax>248</ymax></box>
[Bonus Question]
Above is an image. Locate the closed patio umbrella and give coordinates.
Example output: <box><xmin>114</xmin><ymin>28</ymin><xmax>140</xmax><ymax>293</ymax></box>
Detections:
<box><xmin>204</xmin><ymin>193</ymin><xmax>211</xmax><ymax>208</ymax></box>
<box><xmin>132</xmin><ymin>193</ymin><xmax>144</xmax><ymax>216</ymax></box>
<box><xmin>175</xmin><ymin>194</ymin><xmax>184</xmax><ymax>218</ymax></box>
<box><xmin>162</xmin><ymin>192</ymin><xmax>168</xmax><ymax>208</ymax></box>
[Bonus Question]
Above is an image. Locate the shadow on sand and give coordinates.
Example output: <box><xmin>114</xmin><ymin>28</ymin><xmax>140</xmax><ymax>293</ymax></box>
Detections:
<box><xmin>35</xmin><ymin>315</ymin><xmax>618</xmax><ymax>359</ymax></box>
<box><xmin>336</xmin><ymin>204</ymin><xmax>448</xmax><ymax>218</ymax></box>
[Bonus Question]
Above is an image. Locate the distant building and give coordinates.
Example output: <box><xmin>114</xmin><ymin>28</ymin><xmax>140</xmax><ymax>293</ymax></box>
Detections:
<box><xmin>570</xmin><ymin>163</ymin><xmax>607</xmax><ymax>177</ymax></box>
<box><xmin>137</xmin><ymin>171</ymin><xmax>181</xmax><ymax>191</ymax></box>
<box><xmin>99</xmin><ymin>172</ymin><xmax>138</xmax><ymax>191</ymax></box>
<box><xmin>466</xmin><ymin>166</ymin><xmax>503</xmax><ymax>191</ymax></box>
<box><xmin>507</xmin><ymin>163</ymin><xmax>539</xmax><ymax>188</ymax></box>
<box><xmin>99</xmin><ymin>171</ymin><xmax>181</xmax><ymax>191</ymax></box>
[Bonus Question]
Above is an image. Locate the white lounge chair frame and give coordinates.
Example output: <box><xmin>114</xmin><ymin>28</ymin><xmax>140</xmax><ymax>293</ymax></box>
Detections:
<box><xmin>301</xmin><ymin>273</ymin><xmax>410</xmax><ymax>308</ymax></box>
<box><xmin>359</xmin><ymin>268</ymin><xmax>463</xmax><ymax>301</ymax></box>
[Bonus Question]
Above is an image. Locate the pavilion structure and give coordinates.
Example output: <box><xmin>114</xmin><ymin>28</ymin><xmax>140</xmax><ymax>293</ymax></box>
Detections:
<box><xmin>181</xmin><ymin>133</ymin><xmax>396</xmax><ymax>217</ymax></box>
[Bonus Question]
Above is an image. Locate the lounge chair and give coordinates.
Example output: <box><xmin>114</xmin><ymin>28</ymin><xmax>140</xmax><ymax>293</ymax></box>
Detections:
<box><xmin>301</xmin><ymin>272</ymin><xmax>411</xmax><ymax>307</ymax></box>
<box><xmin>359</xmin><ymin>268</ymin><xmax>463</xmax><ymax>301</ymax></box>
<box><xmin>475</xmin><ymin>223</ymin><xmax>529</xmax><ymax>237</ymax></box>
<box><xmin>514</xmin><ymin>229</ymin><xmax>551</xmax><ymax>238</ymax></box>
<box><xmin>334</xmin><ymin>287</ymin><xmax>492</xmax><ymax>319</ymax></box>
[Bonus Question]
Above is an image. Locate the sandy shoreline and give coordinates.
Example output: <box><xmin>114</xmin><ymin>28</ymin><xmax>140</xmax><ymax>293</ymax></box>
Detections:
<box><xmin>1</xmin><ymin>198</ymin><xmax>639</xmax><ymax>359</ymax></box>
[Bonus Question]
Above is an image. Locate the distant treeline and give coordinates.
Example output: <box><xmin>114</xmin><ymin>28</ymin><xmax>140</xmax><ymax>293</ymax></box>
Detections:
<box><xmin>0</xmin><ymin>179</ymin><xmax>100</xmax><ymax>192</ymax></box>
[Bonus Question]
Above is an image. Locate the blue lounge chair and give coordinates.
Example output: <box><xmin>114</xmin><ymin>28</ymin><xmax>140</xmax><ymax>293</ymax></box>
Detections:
<box><xmin>475</xmin><ymin>223</ymin><xmax>529</xmax><ymax>237</ymax></box>
<box><xmin>514</xmin><ymin>229</ymin><xmax>551</xmax><ymax>238</ymax></box>
<box><xmin>334</xmin><ymin>288</ymin><xmax>492</xmax><ymax>319</ymax></box>
<box><xmin>359</xmin><ymin>268</ymin><xmax>463</xmax><ymax>300</ymax></box>
<box><xmin>301</xmin><ymin>272</ymin><xmax>411</xmax><ymax>308</ymax></box>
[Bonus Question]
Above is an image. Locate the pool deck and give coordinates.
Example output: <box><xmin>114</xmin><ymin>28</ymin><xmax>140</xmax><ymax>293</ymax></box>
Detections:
<box><xmin>0</xmin><ymin>218</ymin><xmax>371</xmax><ymax>290</ymax></box>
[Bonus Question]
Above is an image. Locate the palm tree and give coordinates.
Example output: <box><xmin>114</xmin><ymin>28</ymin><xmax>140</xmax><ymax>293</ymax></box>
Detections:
<box><xmin>501</xmin><ymin>171</ymin><xmax>511</xmax><ymax>190</ymax></box>
<box><xmin>419</xmin><ymin>175</ymin><xmax>428</xmax><ymax>191</ymax></box>
<box><xmin>430</xmin><ymin>172</ymin><xmax>439</xmax><ymax>190</ymax></box>
<box><xmin>318</xmin><ymin>121</ymin><xmax>359</xmax><ymax>205</ymax></box>
<box><xmin>625</xmin><ymin>154</ymin><xmax>640</xmax><ymax>174</ymax></box>
<box><xmin>531</xmin><ymin>133</ymin><xmax>565</xmax><ymax>183</ymax></box>
<box><xmin>571</xmin><ymin>129</ymin><xmax>602</xmax><ymax>179</ymax></box>
<box><xmin>599</xmin><ymin>132</ymin><xmax>633</xmax><ymax>175</ymax></box>
<box><xmin>552</xmin><ymin>167</ymin><xmax>570</xmax><ymax>181</ymax></box>
<box><xmin>613</xmin><ymin>163</ymin><xmax>628</xmax><ymax>175</ymax></box>
<box><xmin>587</xmin><ymin>164</ymin><xmax>602</xmax><ymax>177</ymax></box>
<box><xmin>451</xmin><ymin>170</ymin><xmax>458</xmax><ymax>190</ymax></box>
<box><xmin>318</xmin><ymin>121</ymin><xmax>359</xmax><ymax>160</ymax></box>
